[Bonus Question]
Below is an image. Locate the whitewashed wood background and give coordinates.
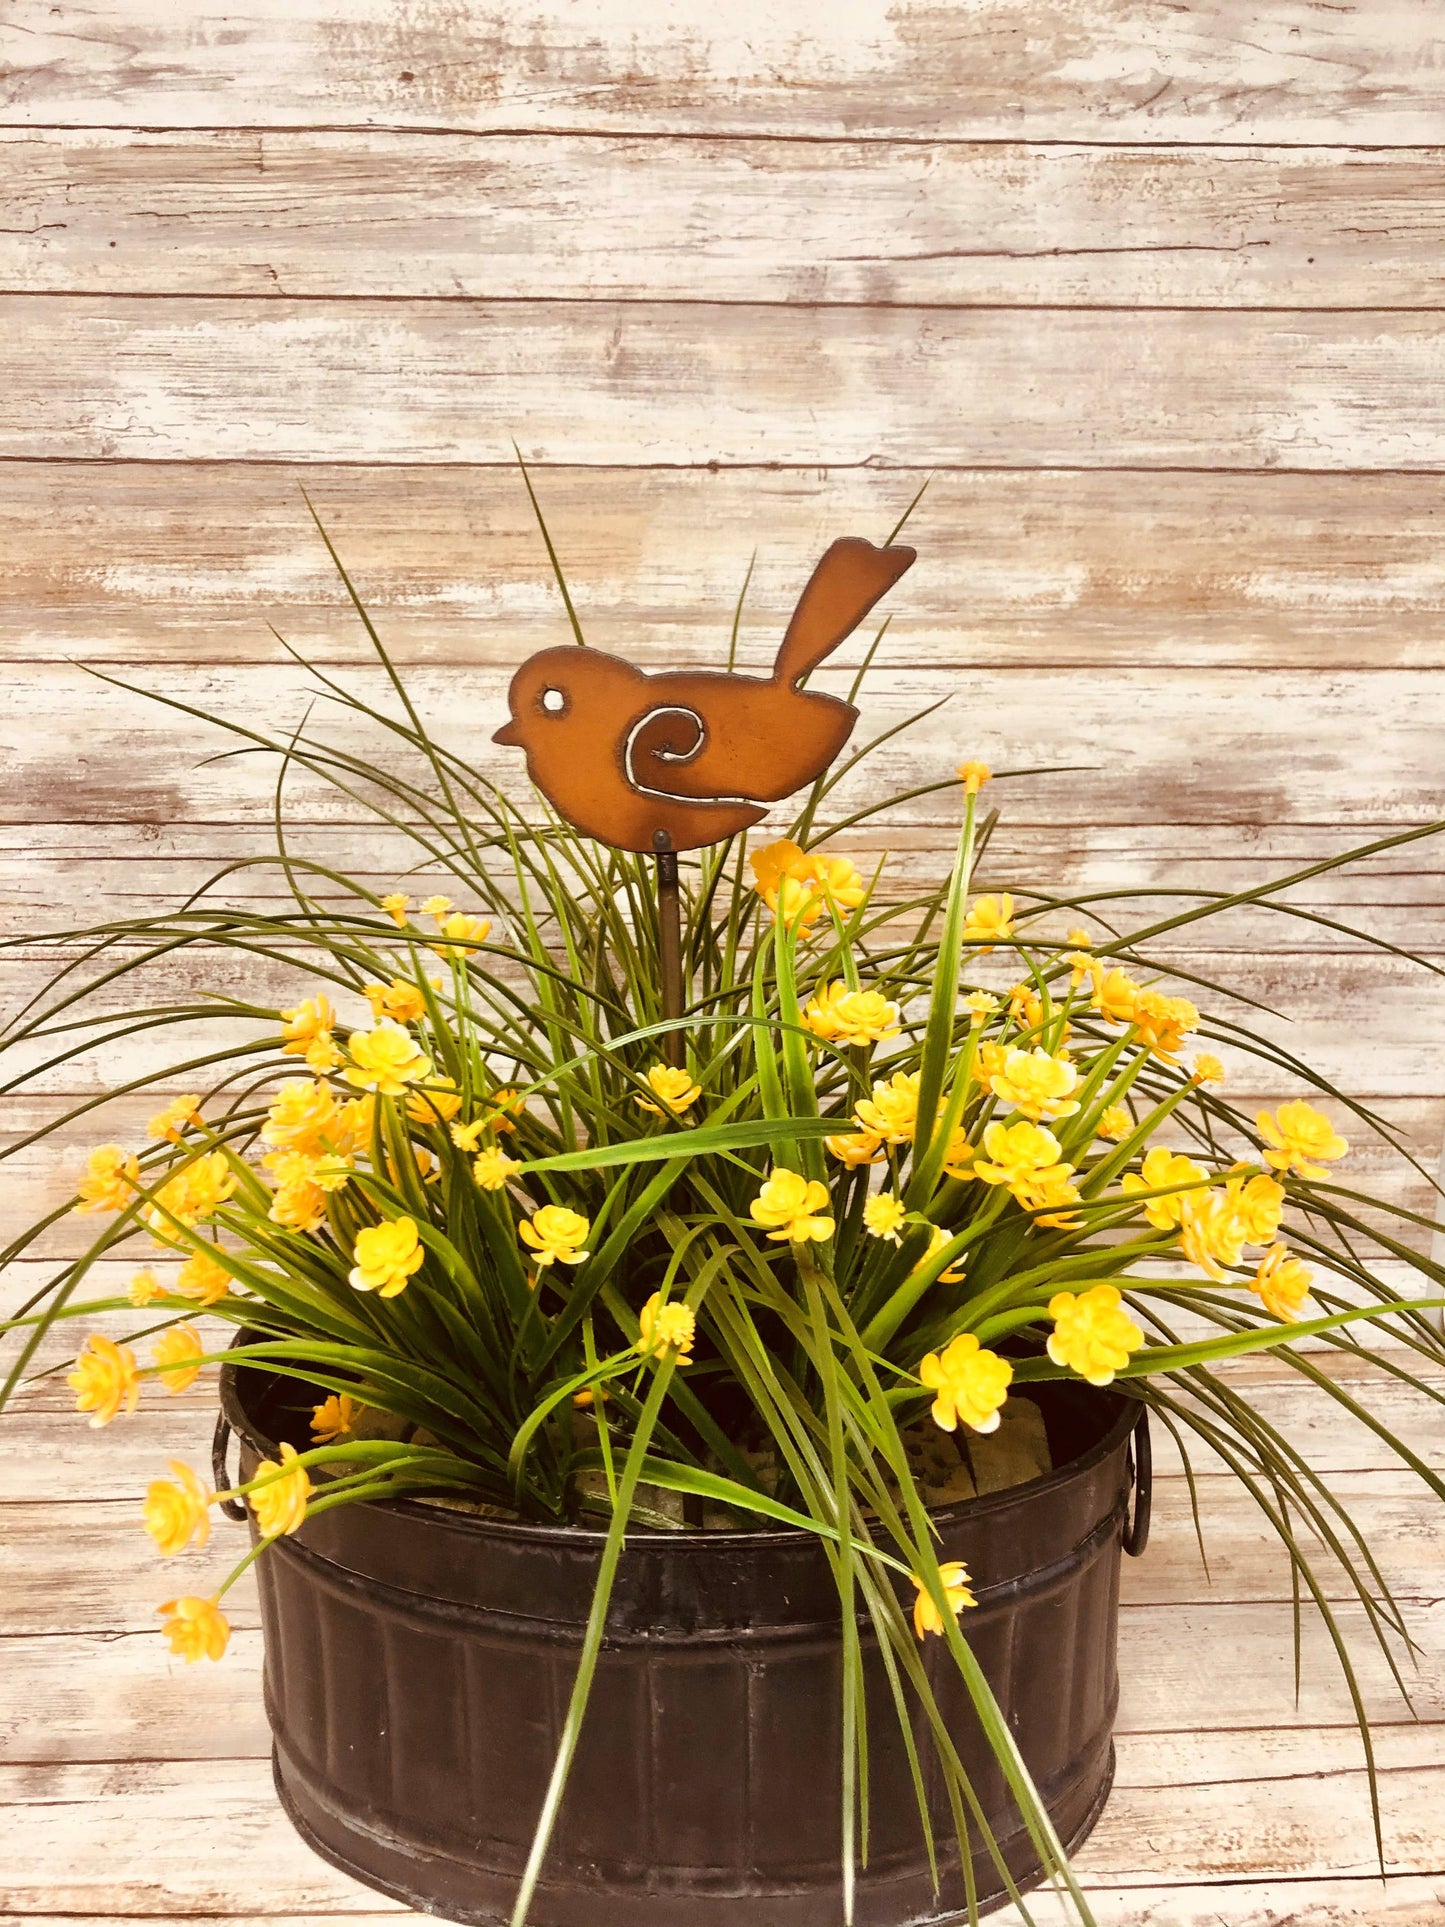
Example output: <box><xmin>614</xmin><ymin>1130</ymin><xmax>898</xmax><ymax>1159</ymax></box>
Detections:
<box><xmin>3</xmin><ymin>5</ymin><xmax>1445</xmax><ymax>1925</ymax></box>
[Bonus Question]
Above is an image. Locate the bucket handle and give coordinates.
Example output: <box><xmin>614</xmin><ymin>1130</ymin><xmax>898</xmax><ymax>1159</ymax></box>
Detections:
<box><xmin>212</xmin><ymin>1413</ymin><xmax>249</xmax><ymax>1522</ymax></box>
<box><xmin>1123</xmin><ymin>1405</ymin><xmax>1151</xmax><ymax>1558</ymax></box>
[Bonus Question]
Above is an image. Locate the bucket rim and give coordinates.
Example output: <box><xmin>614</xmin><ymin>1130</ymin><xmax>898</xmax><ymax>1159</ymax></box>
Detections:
<box><xmin>220</xmin><ymin>1327</ymin><xmax>1141</xmax><ymax>1554</ymax></box>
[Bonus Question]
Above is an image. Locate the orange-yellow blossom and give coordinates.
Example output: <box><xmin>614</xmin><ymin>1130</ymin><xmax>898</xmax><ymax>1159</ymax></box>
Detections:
<box><xmin>962</xmin><ymin>893</ymin><xmax>1014</xmax><ymax>955</ymax></box>
<box><xmin>750</xmin><ymin>1167</ymin><xmax>835</xmax><ymax>1243</ymax></box>
<box><xmin>1047</xmin><ymin>1285</ymin><xmax>1144</xmax><ymax>1387</ymax></box>
<box><xmin>1252</xmin><ymin>1244</ymin><xmax>1314</xmax><ymax>1322</ymax></box>
<box><xmin>249</xmin><ymin>1441</ymin><xmax>311</xmax><ymax>1538</ymax></box>
<box><xmin>349</xmin><ymin>1217</ymin><xmax>426</xmax><ymax>1296</ymax></box>
<box><xmin>311</xmin><ymin>1392</ymin><xmax>361</xmax><ymax>1444</ymax></box>
<box><xmin>1256</xmin><ymin>1101</ymin><xmax>1349</xmax><ymax>1179</ymax></box>
<box><xmin>158</xmin><ymin>1594</ymin><xmax>230</xmax><ymax>1663</ymax></box>
<box><xmin>175</xmin><ymin>1248</ymin><xmax>233</xmax><ymax>1307</ymax></box>
<box><xmin>143</xmin><ymin>1461</ymin><xmax>212</xmax><ymax>1556</ymax></box>
<box><xmin>854</xmin><ymin>1070</ymin><xmax>920</xmax><ymax>1146</ymax></box>
<box><xmin>76</xmin><ymin>1143</ymin><xmax>140</xmax><ymax>1214</ymax></box>
<box><xmin>918</xmin><ymin>1334</ymin><xmax>1013</xmax><ymax>1435</ymax></box>
<box><xmin>637</xmin><ymin>1292</ymin><xmax>696</xmax><ymax>1362</ymax></box>
<box><xmin>801</xmin><ymin>980</ymin><xmax>901</xmax><ymax>1048</ymax></box>
<box><xmin>519</xmin><ymin>1205</ymin><xmax>591</xmax><ymax>1268</ymax></box>
<box><xmin>344</xmin><ymin>1022</ymin><xmax>430</xmax><ymax>1096</ymax></box>
<box><xmin>635</xmin><ymin>1065</ymin><xmax>703</xmax><ymax>1116</ymax></box>
<box><xmin>1121</xmin><ymin>1146</ymin><xmax>1210</xmax><ymax>1231</ymax></box>
<box><xmin>365</xmin><ymin>978</ymin><xmax>428</xmax><ymax>1024</ymax></box>
<box><xmin>989</xmin><ymin>1045</ymin><xmax>1081</xmax><ymax>1122</ymax></box>
<box><xmin>911</xmin><ymin>1562</ymin><xmax>976</xmax><ymax>1639</ymax></box>
<box><xmin>147</xmin><ymin>1095</ymin><xmax>203</xmax><ymax>1143</ymax></box>
<box><xmin>68</xmin><ymin>1334</ymin><xmax>140</xmax><ymax>1427</ymax></box>
<box><xmin>957</xmin><ymin>761</ymin><xmax>991</xmax><ymax>795</ymax></box>
<box><xmin>153</xmin><ymin>1324</ymin><xmax>205</xmax><ymax>1395</ymax></box>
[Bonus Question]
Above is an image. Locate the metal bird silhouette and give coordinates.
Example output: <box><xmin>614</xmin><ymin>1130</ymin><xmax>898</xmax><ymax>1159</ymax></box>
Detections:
<box><xmin>491</xmin><ymin>536</ymin><xmax>916</xmax><ymax>853</ymax></box>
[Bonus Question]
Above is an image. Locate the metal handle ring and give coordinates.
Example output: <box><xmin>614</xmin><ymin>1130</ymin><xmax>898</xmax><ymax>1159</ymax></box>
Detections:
<box><xmin>212</xmin><ymin>1412</ymin><xmax>249</xmax><ymax>1521</ymax></box>
<box><xmin>1123</xmin><ymin>1404</ymin><xmax>1151</xmax><ymax>1558</ymax></box>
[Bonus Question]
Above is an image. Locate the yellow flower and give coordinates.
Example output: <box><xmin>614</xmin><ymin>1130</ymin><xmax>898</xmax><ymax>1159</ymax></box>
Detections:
<box><xmin>1226</xmin><ymin>1171</ymin><xmax>1286</xmax><ymax>1247</ymax></box>
<box><xmin>76</xmin><ymin>1143</ymin><xmax>140</xmax><ymax>1214</ymax></box>
<box><xmin>989</xmin><ymin>1046</ymin><xmax>1081</xmax><ymax>1122</ymax></box>
<box><xmin>1131</xmin><ymin>988</ymin><xmax>1200</xmax><ymax>1062</ymax></box>
<box><xmin>430</xmin><ymin>911</ymin><xmax>492</xmax><ymax>960</ymax></box>
<box><xmin>1177</xmin><ymin>1190</ymin><xmax>1249</xmax><ymax>1282</ymax></box>
<box><xmin>810</xmin><ymin>854</ymin><xmax>867</xmax><ymax>912</ymax></box>
<box><xmin>68</xmin><ymin>1334</ymin><xmax>140</xmax><ymax>1427</ymax></box>
<box><xmin>637</xmin><ymin>1292</ymin><xmax>696</xmax><ymax>1362</ymax></box>
<box><xmin>1192</xmin><ymin>1052</ymin><xmax>1225</xmax><ymax>1085</ymax></box>
<box><xmin>153</xmin><ymin>1325</ymin><xmax>205</xmax><ymax>1395</ymax></box>
<box><xmin>519</xmin><ymin>1205</ymin><xmax>592</xmax><ymax>1268</ymax></box>
<box><xmin>854</xmin><ymin>1070</ymin><xmax>920</xmax><ymax>1146</ymax></box>
<box><xmin>144</xmin><ymin>1152</ymin><xmax>237</xmax><ymax>1235</ymax></box>
<box><xmin>635</xmin><ymin>1064</ymin><xmax>703</xmax><ymax>1116</ymax></box>
<box><xmin>1090</xmin><ymin>965</ymin><xmax>1141</xmax><ymax>1026</ymax></box>
<box><xmin>143</xmin><ymin>1461</ymin><xmax>212</xmax><ymax>1556</ymax></box>
<box><xmin>268</xmin><ymin>1172</ymin><xmax>329</xmax><ymax>1232</ymax></box>
<box><xmin>941</xmin><ymin>1127</ymin><xmax>975</xmax><ymax>1180</ymax></box>
<box><xmin>824</xmin><ymin>1129</ymin><xmax>885</xmax><ymax>1168</ymax></box>
<box><xmin>311</xmin><ymin>1392</ymin><xmax>361</xmax><ymax>1444</ymax></box>
<box><xmin>422</xmin><ymin>895</ymin><xmax>453</xmax><ymax>918</ymax></box>
<box><xmin>483</xmin><ymin>1088</ymin><xmax>525</xmax><ymax>1134</ymax></box>
<box><xmin>344</xmin><ymin>1022</ymin><xmax>430</xmax><ymax>1096</ymax></box>
<box><xmin>801</xmin><ymin>981</ymin><xmax>902</xmax><ymax>1048</ymax></box>
<box><xmin>175</xmin><ymin>1248</ymin><xmax>233</xmax><ymax>1307</ymax></box>
<box><xmin>957</xmin><ymin>761</ymin><xmax>991</xmax><ymax>795</ymax></box>
<box><xmin>1256</xmin><ymin>1100</ymin><xmax>1349</xmax><ymax>1179</ymax></box>
<box><xmin>918</xmin><ymin>1334</ymin><xmax>1013</xmax><ymax>1435</ymax></box>
<box><xmin>752</xmin><ymin>838</ymin><xmax>808</xmax><ymax>896</ymax></box>
<box><xmin>862</xmin><ymin>1193</ymin><xmax>907</xmax><ymax>1243</ymax></box>
<box><xmin>752</xmin><ymin>839</ymin><xmax>865</xmax><ymax>930</ymax></box>
<box><xmin>1121</xmin><ymin>1146</ymin><xmax>1210</xmax><ymax>1231</ymax></box>
<box><xmin>1253</xmin><ymin>1243</ymin><xmax>1313</xmax><ymax>1322</ymax></box>
<box><xmin>1066</xmin><ymin>927</ymin><xmax>1092</xmax><ymax>948</ymax></box>
<box><xmin>262</xmin><ymin>1077</ymin><xmax>339</xmax><ymax>1154</ymax></box>
<box><xmin>1062</xmin><ymin>950</ymin><xmax>1096</xmax><ymax>985</ymax></box>
<box><xmin>349</xmin><ymin>1217</ymin><xmax>426</xmax><ymax>1296</ymax></box>
<box><xmin>472</xmin><ymin>1147</ymin><xmax>521</xmax><ymax>1191</ymax></box>
<box><xmin>1006</xmin><ymin>982</ymin><xmax>1043</xmax><ymax>1031</ymax></box>
<box><xmin>380</xmin><ymin>891</ymin><xmax>411</xmax><ymax>926</ymax></box>
<box><xmin>1047</xmin><ymin>1285</ymin><xmax>1144</xmax><ymax>1387</ymax></box>
<box><xmin>962</xmin><ymin>893</ymin><xmax>1014</xmax><ymax>955</ymax></box>
<box><xmin>405</xmin><ymin>1075</ymin><xmax>464</xmax><ymax>1126</ymax></box>
<box><xmin>147</xmin><ymin>1094</ymin><xmax>202</xmax><ymax>1143</ymax></box>
<box><xmin>964</xmin><ymin>989</ymin><xmax>1000</xmax><ymax>1027</ymax></box>
<box><xmin>973</xmin><ymin>1118</ymin><xmax>1065</xmax><ymax>1188</ymax></box>
<box><xmin>769</xmin><ymin>871</ymin><xmax>826</xmax><ymax>930</ymax></box>
<box><xmin>249</xmin><ymin>1440</ymin><xmax>311</xmax><ymax>1538</ymax></box>
<box><xmin>750</xmin><ymin>1167</ymin><xmax>836</xmax><ymax>1244</ymax></box>
<box><xmin>918</xmin><ymin>1224</ymin><xmax>967</xmax><ymax>1284</ymax></box>
<box><xmin>329</xmin><ymin>1094</ymin><xmax>375</xmax><ymax>1160</ymax></box>
<box><xmin>279</xmin><ymin>996</ymin><xmax>336</xmax><ymax>1063</ymax></box>
<box><xmin>128</xmin><ymin>1267</ymin><xmax>165</xmax><ymax>1307</ymax></box>
<box><xmin>364</xmin><ymin>977</ymin><xmax>429</xmax><ymax>1024</ymax></box>
<box><xmin>1014</xmin><ymin>1162</ymin><xmax>1084</xmax><ymax>1229</ymax></box>
<box><xmin>1096</xmin><ymin>1104</ymin><xmax>1132</xmax><ymax>1143</ymax></box>
<box><xmin>911</xmin><ymin>1561</ymin><xmax>976</xmax><ymax>1639</ymax></box>
<box><xmin>157</xmin><ymin>1594</ymin><xmax>230</xmax><ymax>1663</ymax></box>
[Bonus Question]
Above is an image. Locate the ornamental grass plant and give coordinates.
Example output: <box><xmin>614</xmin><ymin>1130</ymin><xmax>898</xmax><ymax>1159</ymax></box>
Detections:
<box><xmin>4</xmin><ymin>502</ymin><xmax>1445</xmax><ymax>1927</ymax></box>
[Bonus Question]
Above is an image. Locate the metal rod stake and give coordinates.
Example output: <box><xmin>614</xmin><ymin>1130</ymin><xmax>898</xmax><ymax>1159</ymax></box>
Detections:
<box><xmin>655</xmin><ymin>848</ymin><xmax>684</xmax><ymax>1068</ymax></box>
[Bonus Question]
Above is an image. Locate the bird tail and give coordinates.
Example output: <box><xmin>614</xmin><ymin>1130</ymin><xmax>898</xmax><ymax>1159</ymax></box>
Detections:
<box><xmin>770</xmin><ymin>537</ymin><xmax>916</xmax><ymax>688</ymax></box>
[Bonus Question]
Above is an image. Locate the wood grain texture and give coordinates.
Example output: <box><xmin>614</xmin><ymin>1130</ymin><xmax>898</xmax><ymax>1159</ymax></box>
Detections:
<box><xmin>5</xmin><ymin>2</ymin><xmax>1445</xmax><ymax>143</ymax></box>
<box><xmin>9</xmin><ymin>131</ymin><xmax>1445</xmax><ymax>309</ymax></box>
<box><xmin>7</xmin><ymin>298</ymin><xmax>1445</xmax><ymax>470</ymax></box>
<box><xmin>8</xmin><ymin>463</ymin><xmax>1445</xmax><ymax>670</ymax></box>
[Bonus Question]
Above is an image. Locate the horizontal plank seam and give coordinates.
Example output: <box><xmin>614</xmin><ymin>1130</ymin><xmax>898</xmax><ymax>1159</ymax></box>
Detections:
<box><xmin>12</xmin><ymin>457</ymin><xmax>1445</xmax><ymax>479</ymax></box>
<box><xmin>6</xmin><ymin>122</ymin><xmax>1445</xmax><ymax>155</ymax></box>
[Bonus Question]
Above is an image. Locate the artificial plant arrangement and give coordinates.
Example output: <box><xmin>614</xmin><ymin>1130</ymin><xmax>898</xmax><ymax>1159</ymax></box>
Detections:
<box><xmin>3</xmin><ymin>493</ymin><xmax>1443</xmax><ymax>1927</ymax></box>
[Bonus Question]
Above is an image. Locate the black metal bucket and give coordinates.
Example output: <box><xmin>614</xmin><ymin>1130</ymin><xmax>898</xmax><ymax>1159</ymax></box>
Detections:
<box><xmin>219</xmin><ymin>1348</ymin><xmax>1148</xmax><ymax>1927</ymax></box>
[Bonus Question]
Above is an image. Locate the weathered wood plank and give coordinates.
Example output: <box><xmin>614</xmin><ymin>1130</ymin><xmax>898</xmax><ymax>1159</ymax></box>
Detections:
<box><xmin>9</xmin><ymin>132</ymin><xmax>1445</xmax><ymax>310</ymax></box>
<box><xmin>7</xmin><ymin>300</ymin><xmax>1445</xmax><ymax>470</ymax></box>
<box><xmin>8</xmin><ymin>464</ymin><xmax>1445</xmax><ymax>672</ymax></box>
<box><xmin>4</xmin><ymin>2</ymin><xmax>1445</xmax><ymax>144</ymax></box>
<box><xmin>1</xmin><ymin>665</ymin><xmax>1441</xmax><ymax>832</ymax></box>
<box><xmin>2</xmin><ymin>1727</ymin><xmax>1440</xmax><ymax>1910</ymax></box>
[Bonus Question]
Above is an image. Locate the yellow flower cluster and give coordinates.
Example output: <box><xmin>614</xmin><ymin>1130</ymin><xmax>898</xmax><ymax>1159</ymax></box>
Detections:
<box><xmin>962</xmin><ymin>893</ymin><xmax>1014</xmax><ymax>955</ymax></box>
<box><xmin>349</xmin><ymin>1217</ymin><xmax>426</xmax><ymax>1296</ymax></box>
<box><xmin>1077</xmin><ymin>961</ymin><xmax>1200</xmax><ymax>1062</ymax></box>
<box><xmin>1257</xmin><ymin>1100</ymin><xmax>1349</xmax><ymax>1179</ymax></box>
<box><xmin>750</xmin><ymin>1168</ymin><xmax>835</xmax><ymax>1244</ymax></box>
<box><xmin>76</xmin><ymin>1144</ymin><xmax>140</xmax><ymax>1214</ymax></box>
<box><xmin>862</xmin><ymin>1192</ymin><xmax>907</xmax><ymax>1243</ymax></box>
<box><xmin>143</xmin><ymin>1461</ymin><xmax>212</xmax><ymax>1556</ymax></box>
<box><xmin>143</xmin><ymin>1151</ymin><xmax>237</xmax><ymax>1238</ymax></box>
<box><xmin>154</xmin><ymin>1325</ymin><xmax>205</xmax><ymax>1394</ymax></box>
<box><xmin>801</xmin><ymin>981</ymin><xmax>901</xmax><ymax>1049</ymax></box>
<box><xmin>311</xmin><ymin>1392</ymin><xmax>360</xmax><ymax>1443</ymax></box>
<box><xmin>68</xmin><ymin>1334</ymin><xmax>140</xmax><ymax>1427</ymax></box>
<box><xmin>635</xmin><ymin>1065</ymin><xmax>702</xmax><ymax>1116</ymax></box>
<box><xmin>250</xmin><ymin>1441</ymin><xmax>311</xmax><ymax>1538</ymax></box>
<box><xmin>637</xmin><ymin>1292</ymin><xmax>696</xmax><ymax>1362</ymax></box>
<box><xmin>158</xmin><ymin>1594</ymin><xmax>230</xmax><ymax>1663</ymax></box>
<box><xmin>519</xmin><ymin>1205</ymin><xmax>592</xmax><ymax>1268</ymax></box>
<box><xmin>279</xmin><ymin>996</ymin><xmax>344</xmax><ymax>1074</ymax></box>
<box><xmin>365</xmin><ymin>977</ymin><xmax>429</xmax><ymax>1024</ymax></box>
<box><xmin>973</xmin><ymin>1120</ymin><xmax>1082</xmax><ymax>1227</ymax></box>
<box><xmin>147</xmin><ymin>1094</ymin><xmax>203</xmax><ymax>1143</ymax></box>
<box><xmin>917</xmin><ymin>1333</ymin><xmax>1013</xmax><ymax>1435</ymax></box>
<box><xmin>751</xmin><ymin>839</ymin><xmax>867</xmax><ymax>931</ymax></box>
<box><xmin>344</xmin><ymin>1022</ymin><xmax>430</xmax><ymax>1097</ymax></box>
<box><xmin>1047</xmin><ymin>1285</ymin><xmax>1144</xmax><ymax>1387</ymax></box>
<box><xmin>988</xmin><ymin>1045</ymin><xmax>1080</xmax><ymax>1122</ymax></box>
<box><xmin>911</xmin><ymin>1561</ymin><xmax>977</xmax><ymax>1639</ymax></box>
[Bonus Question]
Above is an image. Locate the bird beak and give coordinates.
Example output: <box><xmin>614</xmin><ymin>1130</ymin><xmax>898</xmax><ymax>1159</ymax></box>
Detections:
<box><xmin>492</xmin><ymin>719</ymin><xmax>522</xmax><ymax>747</ymax></box>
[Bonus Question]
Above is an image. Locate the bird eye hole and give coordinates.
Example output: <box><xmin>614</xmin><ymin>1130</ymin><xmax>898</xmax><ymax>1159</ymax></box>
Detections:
<box><xmin>540</xmin><ymin>687</ymin><xmax>566</xmax><ymax>715</ymax></box>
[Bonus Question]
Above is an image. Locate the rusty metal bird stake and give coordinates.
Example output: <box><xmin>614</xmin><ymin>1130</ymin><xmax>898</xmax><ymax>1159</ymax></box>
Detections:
<box><xmin>492</xmin><ymin>535</ymin><xmax>916</xmax><ymax>1063</ymax></box>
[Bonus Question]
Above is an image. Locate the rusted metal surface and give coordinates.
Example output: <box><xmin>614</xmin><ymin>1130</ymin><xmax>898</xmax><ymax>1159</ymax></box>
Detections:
<box><xmin>491</xmin><ymin>537</ymin><xmax>915</xmax><ymax>854</ymax></box>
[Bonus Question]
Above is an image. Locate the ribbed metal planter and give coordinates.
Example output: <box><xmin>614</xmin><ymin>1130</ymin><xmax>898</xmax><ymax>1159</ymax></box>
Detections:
<box><xmin>219</xmin><ymin>1351</ymin><xmax>1148</xmax><ymax>1927</ymax></box>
